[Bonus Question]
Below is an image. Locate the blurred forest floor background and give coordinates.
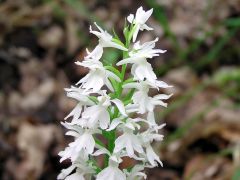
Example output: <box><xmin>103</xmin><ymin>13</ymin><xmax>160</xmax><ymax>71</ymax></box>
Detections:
<box><xmin>0</xmin><ymin>0</ymin><xmax>240</xmax><ymax>179</ymax></box>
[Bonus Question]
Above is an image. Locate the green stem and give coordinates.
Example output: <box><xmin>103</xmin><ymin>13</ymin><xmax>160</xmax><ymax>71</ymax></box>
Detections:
<box><xmin>103</xmin><ymin>24</ymin><xmax>133</xmax><ymax>168</ymax></box>
<box><xmin>108</xmin><ymin>130</ymin><xmax>116</xmax><ymax>152</ymax></box>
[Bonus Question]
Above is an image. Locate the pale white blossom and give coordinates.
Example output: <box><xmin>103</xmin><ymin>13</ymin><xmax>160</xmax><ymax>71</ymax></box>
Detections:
<box><xmin>129</xmin><ymin>38</ymin><xmax>166</xmax><ymax>59</ymax></box>
<box><xmin>96</xmin><ymin>165</ymin><xmax>126</xmax><ymax>180</ymax></box>
<box><xmin>124</xmin><ymin>81</ymin><xmax>172</xmax><ymax>114</ymax></box>
<box><xmin>76</xmin><ymin>59</ymin><xmax>120</xmax><ymax>92</ymax></box>
<box><xmin>90</xmin><ymin>22</ymin><xmax>128</xmax><ymax>51</ymax></box>
<box><xmin>59</xmin><ymin>122</ymin><xmax>99</xmax><ymax>161</ymax></box>
<box><xmin>107</xmin><ymin>116</ymin><xmax>149</xmax><ymax>131</ymax></box>
<box><xmin>58</xmin><ymin>150</ymin><xmax>94</xmax><ymax>180</ymax></box>
<box><xmin>123</xmin><ymin>79</ymin><xmax>171</xmax><ymax>92</ymax></box>
<box><xmin>117</xmin><ymin>39</ymin><xmax>166</xmax><ymax>82</ymax></box>
<box><xmin>93</xmin><ymin>148</ymin><xmax>126</xmax><ymax>180</ymax></box>
<box><xmin>139</xmin><ymin>124</ymin><xmax>166</xmax><ymax>167</ymax></box>
<box><xmin>96</xmin><ymin>156</ymin><xmax>126</xmax><ymax>180</ymax></box>
<box><xmin>58</xmin><ymin>165</ymin><xmax>90</xmax><ymax>180</ymax></box>
<box><xmin>70</xmin><ymin>130</ymin><xmax>95</xmax><ymax>154</ymax></box>
<box><xmin>64</xmin><ymin>86</ymin><xmax>94</xmax><ymax>122</ymax></box>
<box><xmin>124</xmin><ymin>164</ymin><xmax>147</xmax><ymax>180</ymax></box>
<box><xmin>81</xmin><ymin>93</ymin><xmax>126</xmax><ymax>129</ymax></box>
<box><xmin>127</xmin><ymin>6</ymin><xmax>153</xmax><ymax>42</ymax></box>
<box><xmin>131</xmin><ymin>92</ymin><xmax>172</xmax><ymax>114</ymax></box>
<box><xmin>58</xmin><ymin>164</ymin><xmax>76</xmax><ymax>179</ymax></box>
<box><xmin>86</xmin><ymin>44</ymin><xmax>103</xmax><ymax>60</ymax></box>
<box><xmin>82</xmin><ymin>104</ymin><xmax>110</xmax><ymax>129</ymax></box>
<box><xmin>145</xmin><ymin>143</ymin><xmax>163</xmax><ymax>167</ymax></box>
<box><xmin>114</xmin><ymin>128</ymin><xmax>143</xmax><ymax>157</ymax></box>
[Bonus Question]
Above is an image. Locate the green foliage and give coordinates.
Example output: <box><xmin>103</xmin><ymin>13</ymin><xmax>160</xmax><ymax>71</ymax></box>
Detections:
<box><xmin>232</xmin><ymin>166</ymin><xmax>240</xmax><ymax>180</ymax></box>
<box><xmin>102</xmin><ymin>49</ymin><xmax>121</xmax><ymax>66</ymax></box>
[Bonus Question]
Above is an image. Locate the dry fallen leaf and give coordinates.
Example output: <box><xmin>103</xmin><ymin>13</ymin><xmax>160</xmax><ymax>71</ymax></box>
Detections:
<box><xmin>184</xmin><ymin>155</ymin><xmax>233</xmax><ymax>180</ymax></box>
<box><xmin>38</xmin><ymin>25</ymin><xmax>64</xmax><ymax>49</ymax></box>
<box><xmin>15</xmin><ymin>121</ymin><xmax>62</xmax><ymax>180</ymax></box>
<box><xmin>20</xmin><ymin>79</ymin><xmax>55</xmax><ymax>110</ymax></box>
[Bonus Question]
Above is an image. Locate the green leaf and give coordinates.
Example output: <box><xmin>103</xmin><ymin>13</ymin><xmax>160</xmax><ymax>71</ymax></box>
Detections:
<box><xmin>124</xmin><ymin>99</ymin><xmax>133</xmax><ymax>106</ymax></box>
<box><xmin>88</xmin><ymin>96</ymin><xmax>98</xmax><ymax>104</ymax></box>
<box><xmin>109</xmin><ymin>77</ymin><xmax>120</xmax><ymax>96</ymax></box>
<box><xmin>123</xmin><ymin>24</ymin><xmax>130</xmax><ymax>40</ymax></box>
<box><xmin>232</xmin><ymin>166</ymin><xmax>240</xmax><ymax>180</ymax></box>
<box><xmin>104</xmin><ymin>66</ymin><xmax>122</xmax><ymax>79</ymax></box>
<box><xmin>102</xmin><ymin>49</ymin><xmax>120</xmax><ymax>66</ymax></box>
<box><xmin>113</xmin><ymin>28</ymin><xmax>121</xmax><ymax>40</ymax></box>
<box><xmin>112</xmin><ymin>28</ymin><xmax>125</xmax><ymax>48</ymax></box>
<box><xmin>102</xmin><ymin>130</ymin><xmax>110</xmax><ymax>139</ymax></box>
<box><xmin>123</xmin><ymin>78</ymin><xmax>135</xmax><ymax>84</ymax></box>
<box><xmin>127</xmin><ymin>24</ymin><xmax>136</xmax><ymax>43</ymax></box>
<box><xmin>225</xmin><ymin>17</ymin><xmax>240</xmax><ymax>27</ymax></box>
<box><xmin>112</xmin><ymin>38</ymin><xmax>126</xmax><ymax>48</ymax></box>
<box><xmin>123</xmin><ymin>89</ymin><xmax>135</xmax><ymax>102</ymax></box>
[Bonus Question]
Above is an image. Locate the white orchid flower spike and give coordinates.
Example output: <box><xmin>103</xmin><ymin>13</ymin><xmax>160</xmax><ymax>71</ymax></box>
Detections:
<box><xmin>58</xmin><ymin>6</ymin><xmax>173</xmax><ymax>180</ymax></box>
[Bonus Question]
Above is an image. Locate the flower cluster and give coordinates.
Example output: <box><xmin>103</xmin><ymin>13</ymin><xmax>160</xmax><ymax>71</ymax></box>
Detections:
<box><xmin>58</xmin><ymin>6</ymin><xmax>172</xmax><ymax>180</ymax></box>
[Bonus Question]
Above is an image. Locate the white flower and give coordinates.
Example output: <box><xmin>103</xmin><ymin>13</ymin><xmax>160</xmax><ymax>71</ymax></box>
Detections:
<box><xmin>124</xmin><ymin>164</ymin><xmax>147</xmax><ymax>180</ymax></box>
<box><xmin>65</xmin><ymin>86</ymin><xmax>92</xmax><ymax>102</ymax></box>
<box><xmin>58</xmin><ymin>151</ymin><xmax>94</xmax><ymax>180</ymax></box>
<box><xmin>96</xmin><ymin>156</ymin><xmax>126</xmax><ymax>180</ymax></box>
<box><xmin>114</xmin><ymin>128</ymin><xmax>143</xmax><ymax>157</ymax></box>
<box><xmin>111</xmin><ymin>98</ymin><xmax>127</xmax><ymax>116</ymax></box>
<box><xmin>124</xmin><ymin>81</ymin><xmax>172</xmax><ymax>114</ymax></box>
<box><xmin>93</xmin><ymin>146</ymin><xmax>123</xmax><ymax>163</ymax></box>
<box><xmin>58</xmin><ymin>164</ymin><xmax>76</xmax><ymax>180</ymax></box>
<box><xmin>59</xmin><ymin>146</ymin><xmax>80</xmax><ymax>163</ymax></box>
<box><xmin>64</xmin><ymin>86</ymin><xmax>94</xmax><ymax>122</ymax></box>
<box><xmin>58</xmin><ymin>163</ymin><xmax>94</xmax><ymax>180</ymax></box>
<box><xmin>58</xmin><ymin>126</ymin><xmax>88</xmax><ymax>162</ymax></box>
<box><xmin>107</xmin><ymin>116</ymin><xmax>149</xmax><ymax>131</ymax></box>
<box><xmin>90</xmin><ymin>22</ymin><xmax>128</xmax><ymax>51</ymax></box>
<box><xmin>58</xmin><ymin>165</ymin><xmax>86</xmax><ymax>180</ymax></box>
<box><xmin>117</xmin><ymin>38</ymin><xmax>166</xmax><ymax>83</ymax></box>
<box><xmin>70</xmin><ymin>130</ymin><xmax>95</xmax><ymax>154</ymax></box>
<box><xmin>96</xmin><ymin>165</ymin><xmax>126</xmax><ymax>180</ymax></box>
<box><xmin>64</xmin><ymin>103</ymin><xmax>83</xmax><ymax>123</ymax></box>
<box><xmin>147</xmin><ymin>111</ymin><xmax>157</xmax><ymax>127</ymax></box>
<box><xmin>131</xmin><ymin>59</ymin><xmax>156</xmax><ymax>83</ymax></box>
<box><xmin>81</xmin><ymin>93</ymin><xmax>126</xmax><ymax>129</ymax></box>
<box><xmin>129</xmin><ymin>38</ymin><xmax>166</xmax><ymax>59</ymax></box>
<box><xmin>82</xmin><ymin>104</ymin><xmax>110</xmax><ymax>129</ymax></box>
<box><xmin>145</xmin><ymin>143</ymin><xmax>163</xmax><ymax>167</ymax></box>
<box><xmin>141</xmin><ymin>123</ymin><xmax>166</xmax><ymax>143</ymax></box>
<box><xmin>127</xmin><ymin>6</ymin><xmax>153</xmax><ymax>42</ymax></box>
<box><xmin>123</xmin><ymin>79</ymin><xmax>171</xmax><ymax>92</ymax></box>
<box><xmin>60</xmin><ymin>123</ymin><xmax>98</xmax><ymax>156</ymax></box>
<box><xmin>139</xmin><ymin>124</ymin><xmax>166</xmax><ymax>167</ymax></box>
<box><xmin>86</xmin><ymin>44</ymin><xmax>104</xmax><ymax>60</ymax></box>
<box><xmin>76</xmin><ymin>59</ymin><xmax>120</xmax><ymax>92</ymax></box>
